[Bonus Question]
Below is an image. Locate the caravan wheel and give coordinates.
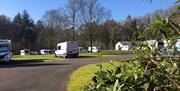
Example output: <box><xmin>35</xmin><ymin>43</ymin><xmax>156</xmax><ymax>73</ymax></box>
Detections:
<box><xmin>55</xmin><ymin>54</ymin><xmax>57</xmax><ymax>57</ymax></box>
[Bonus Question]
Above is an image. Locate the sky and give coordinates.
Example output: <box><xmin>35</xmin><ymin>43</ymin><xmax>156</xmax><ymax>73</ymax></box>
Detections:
<box><xmin>0</xmin><ymin>0</ymin><xmax>177</xmax><ymax>22</ymax></box>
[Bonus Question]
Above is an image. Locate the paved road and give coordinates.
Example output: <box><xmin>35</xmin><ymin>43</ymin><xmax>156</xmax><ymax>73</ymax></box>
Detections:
<box><xmin>0</xmin><ymin>54</ymin><xmax>134</xmax><ymax>91</ymax></box>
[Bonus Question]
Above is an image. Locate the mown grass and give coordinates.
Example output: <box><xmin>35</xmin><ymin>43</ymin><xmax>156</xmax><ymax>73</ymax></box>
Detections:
<box><xmin>12</xmin><ymin>54</ymin><xmax>64</xmax><ymax>62</ymax></box>
<box><xmin>79</xmin><ymin>50</ymin><xmax>133</xmax><ymax>57</ymax></box>
<box><xmin>79</xmin><ymin>53</ymin><xmax>98</xmax><ymax>56</ymax></box>
<box><xmin>12</xmin><ymin>53</ymin><xmax>100</xmax><ymax>62</ymax></box>
<box><xmin>101</xmin><ymin>50</ymin><xmax>134</xmax><ymax>55</ymax></box>
<box><xmin>68</xmin><ymin>51</ymin><xmax>133</xmax><ymax>91</ymax></box>
<box><xmin>68</xmin><ymin>62</ymin><xmax>120</xmax><ymax>91</ymax></box>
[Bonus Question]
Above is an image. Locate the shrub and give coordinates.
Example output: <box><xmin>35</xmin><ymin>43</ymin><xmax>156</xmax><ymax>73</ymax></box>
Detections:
<box><xmin>84</xmin><ymin>0</ymin><xmax>180</xmax><ymax>91</ymax></box>
<box><xmin>84</xmin><ymin>58</ymin><xmax>179</xmax><ymax>91</ymax></box>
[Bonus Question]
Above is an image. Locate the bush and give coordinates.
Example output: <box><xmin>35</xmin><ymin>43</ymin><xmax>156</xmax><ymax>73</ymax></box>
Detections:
<box><xmin>84</xmin><ymin>59</ymin><xmax>179</xmax><ymax>91</ymax></box>
<box><xmin>84</xmin><ymin>0</ymin><xmax>180</xmax><ymax>91</ymax></box>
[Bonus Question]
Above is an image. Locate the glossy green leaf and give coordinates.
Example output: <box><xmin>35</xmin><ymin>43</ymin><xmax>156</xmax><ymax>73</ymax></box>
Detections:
<box><xmin>134</xmin><ymin>74</ymin><xmax>138</xmax><ymax>80</ymax></box>
<box><xmin>156</xmin><ymin>15</ymin><xmax>163</xmax><ymax>24</ymax></box>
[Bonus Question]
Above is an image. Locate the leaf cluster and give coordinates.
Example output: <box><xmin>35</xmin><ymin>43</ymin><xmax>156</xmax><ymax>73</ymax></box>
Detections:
<box><xmin>84</xmin><ymin>0</ymin><xmax>180</xmax><ymax>91</ymax></box>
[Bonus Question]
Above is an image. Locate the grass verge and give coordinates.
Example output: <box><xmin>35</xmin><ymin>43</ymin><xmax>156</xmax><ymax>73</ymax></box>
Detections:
<box><xmin>79</xmin><ymin>53</ymin><xmax>98</xmax><ymax>56</ymax></box>
<box><xmin>79</xmin><ymin>50</ymin><xmax>133</xmax><ymax>57</ymax></box>
<box><xmin>101</xmin><ymin>50</ymin><xmax>134</xmax><ymax>55</ymax></box>
<box><xmin>68</xmin><ymin>62</ymin><xmax>120</xmax><ymax>91</ymax></box>
<box><xmin>12</xmin><ymin>54</ymin><xmax>64</xmax><ymax>62</ymax></box>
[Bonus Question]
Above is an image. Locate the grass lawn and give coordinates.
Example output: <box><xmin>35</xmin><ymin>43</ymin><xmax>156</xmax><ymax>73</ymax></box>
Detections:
<box><xmin>79</xmin><ymin>53</ymin><xmax>98</xmax><ymax>56</ymax></box>
<box><xmin>68</xmin><ymin>62</ymin><xmax>120</xmax><ymax>91</ymax></box>
<box><xmin>12</xmin><ymin>53</ymin><xmax>100</xmax><ymax>62</ymax></box>
<box><xmin>79</xmin><ymin>50</ymin><xmax>133</xmax><ymax>57</ymax></box>
<box><xmin>11</xmin><ymin>50</ymin><xmax>132</xmax><ymax>62</ymax></box>
<box><xmin>12</xmin><ymin>54</ymin><xmax>64</xmax><ymax>62</ymax></box>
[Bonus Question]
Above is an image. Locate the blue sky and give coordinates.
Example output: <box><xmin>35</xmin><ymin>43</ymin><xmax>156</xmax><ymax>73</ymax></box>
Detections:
<box><xmin>0</xmin><ymin>0</ymin><xmax>177</xmax><ymax>22</ymax></box>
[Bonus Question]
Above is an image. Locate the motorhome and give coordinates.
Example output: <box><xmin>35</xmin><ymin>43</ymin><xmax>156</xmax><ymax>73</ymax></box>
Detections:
<box><xmin>55</xmin><ymin>41</ymin><xmax>79</xmax><ymax>58</ymax></box>
<box><xmin>20</xmin><ymin>49</ymin><xmax>30</xmax><ymax>55</ymax></box>
<box><xmin>0</xmin><ymin>40</ymin><xmax>12</xmax><ymax>62</ymax></box>
<box><xmin>40</xmin><ymin>49</ymin><xmax>51</xmax><ymax>54</ymax></box>
<box><xmin>146</xmin><ymin>39</ymin><xmax>180</xmax><ymax>55</ymax></box>
<box><xmin>146</xmin><ymin>39</ymin><xmax>168</xmax><ymax>48</ymax></box>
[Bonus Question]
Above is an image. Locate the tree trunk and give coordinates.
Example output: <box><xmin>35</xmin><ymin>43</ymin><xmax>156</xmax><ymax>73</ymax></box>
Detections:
<box><xmin>49</xmin><ymin>28</ymin><xmax>53</xmax><ymax>54</ymax></box>
<box><xmin>90</xmin><ymin>33</ymin><xmax>93</xmax><ymax>53</ymax></box>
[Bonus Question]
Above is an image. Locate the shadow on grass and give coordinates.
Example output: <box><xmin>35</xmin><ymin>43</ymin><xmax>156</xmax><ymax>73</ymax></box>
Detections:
<box><xmin>0</xmin><ymin>59</ymin><xmax>70</xmax><ymax>68</ymax></box>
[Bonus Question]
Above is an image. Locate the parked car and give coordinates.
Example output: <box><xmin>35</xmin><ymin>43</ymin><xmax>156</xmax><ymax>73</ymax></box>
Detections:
<box><xmin>78</xmin><ymin>47</ymin><xmax>88</xmax><ymax>53</ymax></box>
<box><xmin>30</xmin><ymin>51</ymin><xmax>38</xmax><ymax>55</ymax></box>
<box><xmin>55</xmin><ymin>41</ymin><xmax>79</xmax><ymax>58</ymax></box>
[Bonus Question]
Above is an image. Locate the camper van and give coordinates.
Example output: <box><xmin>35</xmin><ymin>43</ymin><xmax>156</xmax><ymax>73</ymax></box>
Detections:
<box><xmin>0</xmin><ymin>40</ymin><xmax>12</xmax><ymax>62</ymax></box>
<box><xmin>55</xmin><ymin>41</ymin><xmax>79</xmax><ymax>58</ymax></box>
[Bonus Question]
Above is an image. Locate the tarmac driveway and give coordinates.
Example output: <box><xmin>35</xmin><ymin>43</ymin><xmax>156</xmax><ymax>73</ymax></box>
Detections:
<box><xmin>0</xmin><ymin>54</ymin><xmax>135</xmax><ymax>91</ymax></box>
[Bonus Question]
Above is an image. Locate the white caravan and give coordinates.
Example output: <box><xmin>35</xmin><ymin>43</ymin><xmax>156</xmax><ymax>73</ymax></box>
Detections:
<box><xmin>88</xmin><ymin>46</ymin><xmax>100</xmax><ymax>53</ymax></box>
<box><xmin>0</xmin><ymin>40</ymin><xmax>12</xmax><ymax>62</ymax></box>
<box><xmin>40</xmin><ymin>49</ymin><xmax>51</xmax><ymax>54</ymax></box>
<box><xmin>55</xmin><ymin>41</ymin><xmax>79</xmax><ymax>58</ymax></box>
<box><xmin>20</xmin><ymin>49</ymin><xmax>30</xmax><ymax>55</ymax></box>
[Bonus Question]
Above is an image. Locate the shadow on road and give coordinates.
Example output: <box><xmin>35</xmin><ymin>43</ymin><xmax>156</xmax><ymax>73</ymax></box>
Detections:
<box><xmin>0</xmin><ymin>59</ymin><xmax>70</xmax><ymax>68</ymax></box>
<box><xmin>66</xmin><ymin>56</ymin><xmax>96</xmax><ymax>59</ymax></box>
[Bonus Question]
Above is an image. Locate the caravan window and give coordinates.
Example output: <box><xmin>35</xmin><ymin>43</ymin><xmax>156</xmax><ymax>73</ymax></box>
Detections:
<box><xmin>57</xmin><ymin>46</ymin><xmax>61</xmax><ymax>50</ymax></box>
<box><xmin>0</xmin><ymin>44</ymin><xmax>9</xmax><ymax>52</ymax></box>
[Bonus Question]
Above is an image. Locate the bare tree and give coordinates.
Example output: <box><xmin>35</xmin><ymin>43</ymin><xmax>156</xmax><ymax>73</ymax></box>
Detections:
<box><xmin>66</xmin><ymin>0</ymin><xmax>82</xmax><ymax>40</ymax></box>
<box><xmin>80</xmin><ymin>0</ymin><xmax>111</xmax><ymax>52</ymax></box>
<box><xmin>42</xmin><ymin>8</ymin><xmax>69</xmax><ymax>30</ymax></box>
<box><xmin>41</xmin><ymin>8</ymin><xmax>69</xmax><ymax>51</ymax></box>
